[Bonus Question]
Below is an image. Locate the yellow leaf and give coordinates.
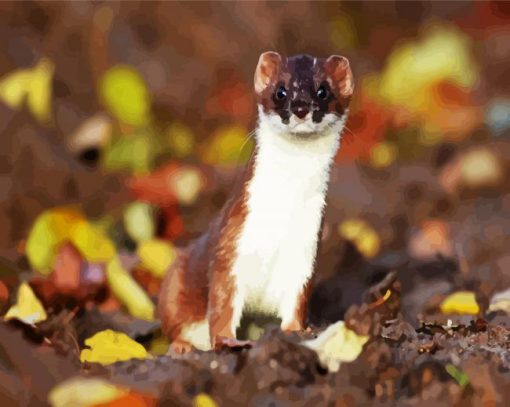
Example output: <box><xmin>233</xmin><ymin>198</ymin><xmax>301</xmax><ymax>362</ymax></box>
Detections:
<box><xmin>379</xmin><ymin>24</ymin><xmax>477</xmax><ymax>114</ymax></box>
<box><xmin>25</xmin><ymin>208</ymin><xmax>116</xmax><ymax>274</ymax></box>
<box><xmin>304</xmin><ymin>321</ymin><xmax>369</xmax><ymax>372</ymax></box>
<box><xmin>80</xmin><ymin>329</ymin><xmax>149</xmax><ymax>365</ymax></box>
<box><xmin>149</xmin><ymin>336</ymin><xmax>169</xmax><ymax>356</ymax></box>
<box><xmin>106</xmin><ymin>257</ymin><xmax>154</xmax><ymax>320</ymax></box>
<box><xmin>49</xmin><ymin>377</ymin><xmax>127</xmax><ymax>407</ymax></box>
<box><xmin>25</xmin><ymin>208</ymin><xmax>82</xmax><ymax>274</ymax></box>
<box><xmin>27</xmin><ymin>58</ymin><xmax>54</xmax><ymax>123</ymax></box>
<box><xmin>0</xmin><ymin>70</ymin><xmax>31</xmax><ymax>108</ymax></box>
<box><xmin>459</xmin><ymin>148</ymin><xmax>503</xmax><ymax>189</ymax></box>
<box><xmin>169</xmin><ymin>167</ymin><xmax>204</xmax><ymax>205</ymax></box>
<box><xmin>192</xmin><ymin>394</ymin><xmax>218</xmax><ymax>407</ymax></box>
<box><xmin>370</xmin><ymin>141</ymin><xmax>397</xmax><ymax>169</ymax></box>
<box><xmin>137</xmin><ymin>239</ymin><xmax>177</xmax><ymax>278</ymax></box>
<box><xmin>4</xmin><ymin>282</ymin><xmax>47</xmax><ymax>324</ymax></box>
<box><xmin>124</xmin><ymin>202</ymin><xmax>155</xmax><ymax>243</ymax></box>
<box><xmin>440</xmin><ymin>291</ymin><xmax>480</xmax><ymax>315</ymax></box>
<box><xmin>72</xmin><ymin>221</ymin><xmax>116</xmax><ymax>263</ymax></box>
<box><xmin>338</xmin><ymin>219</ymin><xmax>381</xmax><ymax>258</ymax></box>
<box><xmin>167</xmin><ymin>121</ymin><xmax>195</xmax><ymax>158</ymax></box>
<box><xmin>0</xmin><ymin>58</ymin><xmax>54</xmax><ymax>123</ymax></box>
<box><xmin>99</xmin><ymin>65</ymin><xmax>151</xmax><ymax>127</ymax></box>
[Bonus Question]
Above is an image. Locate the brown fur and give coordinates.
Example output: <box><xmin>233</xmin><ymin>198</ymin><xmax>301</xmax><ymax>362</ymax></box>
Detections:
<box><xmin>157</xmin><ymin>153</ymin><xmax>256</xmax><ymax>350</ymax></box>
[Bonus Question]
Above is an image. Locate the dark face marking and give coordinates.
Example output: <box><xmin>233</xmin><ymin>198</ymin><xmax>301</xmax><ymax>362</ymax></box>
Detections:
<box><xmin>255</xmin><ymin>54</ymin><xmax>352</xmax><ymax>126</ymax></box>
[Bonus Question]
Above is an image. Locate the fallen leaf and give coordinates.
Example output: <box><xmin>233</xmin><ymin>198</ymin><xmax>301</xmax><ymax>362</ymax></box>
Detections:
<box><xmin>52</xmin><ymin>242</ymin><xmax>82</xmax><ymax>294</ymax></box>
<box><xmin>25</xmin><ymin>208</ymin><xmax>116</xmax><ymax>274</ymax></box>
<box><xmin>106</xmin><ymin>257</ymin><xmax>154</xmax><ymax>320</ymax></box>
<box><xmin>458</xmin><ymin>148</ymin><xmax>502</xmax><ymax>189</ymax></box>
<box><xmin>102</xmin><ymin>130</ymin><xmax>156</xmax><ymax>174</ymax></box>
<box><xmin>149</xmin><ymin>335</ymin><xmax>169</xmax><ymax>356</ymax></box>
<box><xmin>439</xmin><ymin>147</ymin><xmax>503</xmax><ymax>194</ymax></box>
<box><xmin>0</xmin><ymin>58</ymin><xmax>54</xmax><ymax>123</ymax></box>
<box><xmin>73</xmin><ymin>221</ymin><xmax>116</xmax><ymax>263</ymax></box>
<box><xmin>48</xmin><ymin>377</ymin><xmax>127</xmax><ymax>407</ymax></box>
<box><xmin>80</xmin><ymin>329</ymin><xmax>149</xmax><ymax>365</ymax></box>
<box><xmin>487</xmin><ymin>288</ymin><xmax>510</xmax><ymax>314</ymax></box>
<box><xmin>137</xmin><ymin>239</ymin><xmax>176</xmax><ymax>278</ymax></box>
<box><xmin>440</xmin><ymin>291</ymin><xmax>480</xmax><ymax>315</ymax></box>
<box><xmin>128</xmin><ymin>162</ymin><xmax>181</xmax><ymax>206</ymax></box>
<box><xmin>445</xmin><ymin>364</ymin><xmax>469</xmax><ymax>388</ymax></box>
<box><xmin>123</xmin><ymin>202</ymin><xmax>155</xmax><ymax>244</ymax></box>
<box><xmin>99</xmin><ymin>65</ymin><xmax>151</xmax><ymax>127</ymax></box>
<box><xmin>28</xmin><ymin>58</ymin><xmax>55</xmax><ymax>123</ymax></box>
<box><xmin>192</xmin><ymin>393</ymin><xmax>218</xmax><ymax>407</ymax></box>
<box><xmin>25</xmin><ymin>208</ymin><xmax>83</xmax><ymax>274</ymax></box>
<box><xmin>169</xmin><ymin>166</ymin><xmax>204</xmax><ymax>205</ymax></box>
<box><xmin>304</xmin><ymin>321</ymin><xmax>369</xmax><ymax>372</ymax></box>
<box><xmin>4</xmin><ymin>282</ymin><xmax>47</xmax><ymax>324</ymax></box>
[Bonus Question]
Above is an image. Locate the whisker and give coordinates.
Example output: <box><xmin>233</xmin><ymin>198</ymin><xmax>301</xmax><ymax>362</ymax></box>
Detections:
<box><xmin>236</xmin><ymin>128</ymin><xmax>256</xmax><ymax>164</ymax></box>
<box><xmin>342</xmin><ymin>125</ymin><xmax>356</xmax><ymax>139</ymax></box>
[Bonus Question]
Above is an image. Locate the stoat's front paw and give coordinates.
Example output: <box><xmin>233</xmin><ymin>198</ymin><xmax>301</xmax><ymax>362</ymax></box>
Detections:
<box><xmin>167</xmin><ymin>339</ymin><xmax>193</xmax><ymax>355</ymax></box>
<box><xmin>214</xmin><ymin>336</ymin><xmax>253</xmax><ymax>351</ymax></box>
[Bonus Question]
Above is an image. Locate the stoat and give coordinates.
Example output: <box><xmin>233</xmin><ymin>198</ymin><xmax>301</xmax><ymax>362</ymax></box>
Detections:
<box><xmin>158</xmin><ymin>52</ymin><xmax>354</xmax><ymax>352</ymax></box>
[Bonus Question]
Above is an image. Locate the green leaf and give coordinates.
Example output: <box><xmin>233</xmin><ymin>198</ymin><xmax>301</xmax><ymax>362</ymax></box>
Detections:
<box><xmin>99</xmin><ymin>65</ymin><xmax>151</xmax><ymax>127</ymax></box>
<box><xmin>445</xmin><ymin>364</ymin><xmax>469</xmax><ymax>388</ymax></box>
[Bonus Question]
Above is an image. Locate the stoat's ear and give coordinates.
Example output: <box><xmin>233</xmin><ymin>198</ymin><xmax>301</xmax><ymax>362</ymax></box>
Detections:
<box><xmin>254</xmin><ymin>51</ymin><xmax>282</xmax><ymax>96</ymax></box>
<box><xmin>324</xmin><ymin>55</ymin><xmax>354</xmax><ymax>98</ymax></box>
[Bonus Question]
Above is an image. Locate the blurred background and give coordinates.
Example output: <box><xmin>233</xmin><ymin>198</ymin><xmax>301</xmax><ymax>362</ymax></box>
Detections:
<box><xmin>0</xmin><ymin>1</ymin><xmax>510</xmax><ymax>326</ymax></box>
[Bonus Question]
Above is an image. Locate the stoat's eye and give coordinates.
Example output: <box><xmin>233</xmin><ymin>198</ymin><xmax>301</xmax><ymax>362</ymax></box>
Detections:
<box><xmin>316</xmin><ymin>85</ymin><xmax>329</xmax><ymax>100</ymax></box>
<box><xmin>275</xmin><ymin>86</ymin><xmax>287</xmax><ymax>100</ymax></box>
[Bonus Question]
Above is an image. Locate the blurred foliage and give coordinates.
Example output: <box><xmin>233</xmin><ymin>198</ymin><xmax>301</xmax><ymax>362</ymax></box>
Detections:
<box><xmin>49</xmin><ymin>377</ymin><xmax>128</xmax><ymax>407</ymax></box>
<box><xmin>26</xmin><ymin>208</ymin><xmax>115</xmax><ymax>275</ymax></box>
<box><xmin>106</xmin><ymin>257</ymin><xmax>155</xmax><ymax>320</ymax></box>
<box><xmin>137</xmin><ymin>239</ymin><xmax>177</xmax><ymax>278</ymax></box>
<box><xmin>201</xmin><ymin>124</ymin><xmax>253</xmax><ymax>166</ymax></box>
<box><xmin>338</xmin><ymin>218</ymin><xmax>381</xmax><ymax>259</ymax></box>
<box><xmin>99</xmin><ymin>65</ymin><xmax>152</xmax><ymax>127</ymax></box>
<box><xmin>166</xmin><ymin>121</ymin><xmax>196</xmax><ymax>158</ymax></box>
<box><xmin>0</xmin><ymin>58</ymin><xmax>54</xmax><ymax>123</ymax></box>
<box><xmin>123</xmin><ymin>202</ymin><xmax>156</xmax><ymax>243</ymax></box>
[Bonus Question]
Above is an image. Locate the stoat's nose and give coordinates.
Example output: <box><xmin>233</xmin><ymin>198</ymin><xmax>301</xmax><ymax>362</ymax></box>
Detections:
<box><xmin>292</xmin><ymin>104</ymin><xmax>309</xmax><ymax>119</ymax></box>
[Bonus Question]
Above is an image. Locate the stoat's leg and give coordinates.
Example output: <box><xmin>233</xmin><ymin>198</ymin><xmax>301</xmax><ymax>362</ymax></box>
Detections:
<box><xmin>158</xmin><ymin>250</ymin><xmax>208</xmax><ymax>352</ymax></box>
<box><xmin>280</xmin><ymin>282</ymin><xmax>311</xmax><ymax>332</ymax></box>
<box><xmin>208</xmin><ymin>271</ymin><xmax>244</xmax><ymax>348</ymax></box>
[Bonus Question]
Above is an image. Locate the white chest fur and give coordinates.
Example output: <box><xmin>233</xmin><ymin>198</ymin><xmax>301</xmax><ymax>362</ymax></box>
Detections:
<box><xmin>230</xmin><ymin>120</ymin><xmax>340</xmax><ymax>330</ymax></box>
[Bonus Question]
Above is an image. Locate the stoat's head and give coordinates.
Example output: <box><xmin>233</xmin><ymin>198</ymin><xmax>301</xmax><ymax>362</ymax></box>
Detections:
<box><xmin>254</xmin><ymin>52</ymin><xmax>353</xmax><ymax>139</ymax></box>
